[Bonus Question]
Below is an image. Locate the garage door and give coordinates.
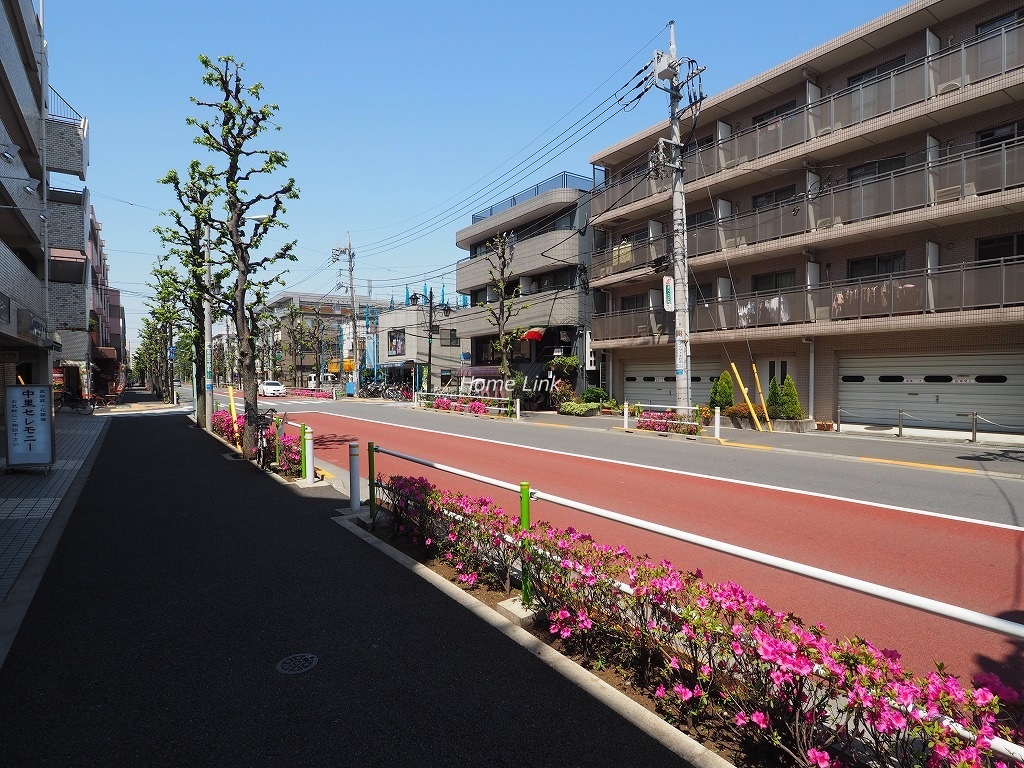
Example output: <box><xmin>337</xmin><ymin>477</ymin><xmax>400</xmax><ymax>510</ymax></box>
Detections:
<box><xmin>838</xmin><ymin>353</ymin><xmax>1024</xmax><ymax>432</ymax></box>
<box><xmin>623</xmin><ymin>361</ymin><xmax>722</xmax><ymax>407</ymax></box>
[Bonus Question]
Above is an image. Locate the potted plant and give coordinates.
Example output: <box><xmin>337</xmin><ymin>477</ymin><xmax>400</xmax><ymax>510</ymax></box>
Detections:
<box><xmin>816</xmin><ymin>419</ymin><xmax>834</xmax><ymax>431</ymax></box>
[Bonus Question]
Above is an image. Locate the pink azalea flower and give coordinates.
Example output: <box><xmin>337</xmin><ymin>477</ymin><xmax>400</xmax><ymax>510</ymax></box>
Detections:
<box><xmin>734</xmin><ymin>712</ymin><xmax>748</xmax><ymax>726</ymax></box>
<box><xmin>654</xmin><ymin>685</ymin><xmax>666</xmax><ymax>699</ymax></box>
<box><xmin>750</xmin><ymin>711</ymin><xmax>768</xmax><ymax>729</ymax></box>
<box><xmin>807</xmin><ymin>748</ymin><xmax>831</xmax><ymax>767</ymax></box>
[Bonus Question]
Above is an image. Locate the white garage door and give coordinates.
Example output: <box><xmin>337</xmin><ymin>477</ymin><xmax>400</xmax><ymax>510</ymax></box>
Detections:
<box><xmin>624</xmin><ymin>361</ymin><xmax>722</xmax><ymax>407</ymax></box>
<box><xmin>838</xmin><ymin>353</ymin><xmax>1024</xmax><ymax>432</ymax></box>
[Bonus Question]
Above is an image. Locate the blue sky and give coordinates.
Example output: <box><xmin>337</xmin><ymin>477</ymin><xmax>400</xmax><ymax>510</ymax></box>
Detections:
<box><xmin>41</xmin><ymin>0</ymin><xmax>900</xmax><ymax>349</ymax></box>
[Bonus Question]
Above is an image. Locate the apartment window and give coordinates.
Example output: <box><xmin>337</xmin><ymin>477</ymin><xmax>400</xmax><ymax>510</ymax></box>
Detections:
<box><xmin>848</xmin><ymin>155</ymin><xmax>907</xmax><ymax>183</ymax></box>
<box><xmin>978</xmin><ymin>9</ymin><xmax>1024</xmax><ymax>36</ymax></box>
<box><xmin>683</xmin><ymin>135</ymin><xmax>714</xmax><ymax>153</ymax></box>
<box><xmin>751</xmin><ymin>271</ymin><xmax>795</xmax><ymax>293</ymax></box>
<box><xmin>620</xmin><ymin>293</ymin><xmax>647</xmax><ymax>311</ymax></box>
<box><xmin>978</xmin><ymin>120</ymin><xmax>1024</xmax><ymax>148</ymax></box>
<box><xmin>686</xmin><ymin>209</ymin><xmax>715</xmax><ymax>228</ymax></box>
<box><xmin>752</xmin><ymin>101</ymin><xmax>797</xmax><ymax>126</ymax></box>
<box><xmin>752</xmin><ymin>185</ymin><xmax>797</xmax><ymax>210</ymax></box>
<box><xmin>977</xmin><ymin>234</ymin><xmax>1024</xmax><ymax>262</ymax></box>
<box><xmin>440</xmin><ymin>369</ymin><xmax>453</xmax><ymax>387</ymax></box>
<box><xmin>470</xmin><ymin>288</ymin><xmax>488</xmax><ymax>305</ymax></box>
<box><xmin>689</xmin><ymin>283</ymin><xmax>714</xmax><ymax>306</ymax></box>
<box><xmin>848</xmin><ymin>56</ymin><xmax>907</xmax><ymax>86</ymax></box>
<box><xmin>439</xmin><ymin>328</ymin><xmax>459</xmax><ymax>347</ymax></box>
<box><xmin>848</xmin><ymin>252</ymin><xmax>906</xmax><ymax>279</ymax></box>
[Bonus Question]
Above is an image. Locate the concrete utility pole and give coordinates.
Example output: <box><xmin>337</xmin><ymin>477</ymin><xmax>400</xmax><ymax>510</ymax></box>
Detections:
<box><xmin>333</xmin><ymin>234</ymin><xmax>359</xmax><ymax>387</ymax></box>
<box><xmin>653</xmin><ymin>22</ymin><xmax>703</xmax><ymax>410</ymax></box>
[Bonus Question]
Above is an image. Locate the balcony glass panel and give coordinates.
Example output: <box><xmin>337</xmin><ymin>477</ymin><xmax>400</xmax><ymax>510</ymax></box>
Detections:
<box><xmin>892</xmin><ymin>62</ymin><xmax>927</xmax><ymax>109</ymax></box>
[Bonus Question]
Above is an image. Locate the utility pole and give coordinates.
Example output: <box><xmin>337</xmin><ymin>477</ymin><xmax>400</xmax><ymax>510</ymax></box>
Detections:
<box><xmin>204</xmin><ymin>224</ymin><xmax>213</xmax><ymax>431</ymax></box>
<box><xmin>333</xmin><ymin>234</ymin><xmax>359</xmax><ymax>391</ymax></box>
<box><xmin>653</xmin><ymin>21</ymin><xmax>703</xmax><ymax>410</ymax></box>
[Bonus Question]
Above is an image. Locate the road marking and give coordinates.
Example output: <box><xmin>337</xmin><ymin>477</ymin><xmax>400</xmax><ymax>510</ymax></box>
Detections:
<box><xmin>860</xmin><ymin>457</ymin><xmax>976</xmax><ymax>474</ymax></box>
<box><xmin>305</xmin><ymin>410</ymin><xmax>1024</xmax><ymax>532</ymax></box>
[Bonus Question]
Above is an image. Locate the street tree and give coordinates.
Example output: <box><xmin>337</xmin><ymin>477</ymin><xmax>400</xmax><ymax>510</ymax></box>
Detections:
<box><xmin>154</xmin><ymin>159</ymin><xmax>222</xmax><ymax>429</ymax></box>
<box><xmin>188</xmin><ymin>54</ymin><xmax>299</xmax><ymax>455</ymax></box>
<box><xmin>479</xmin><ymin>232</ymin><xmax>527</xmax><ymax>377</ymax></box>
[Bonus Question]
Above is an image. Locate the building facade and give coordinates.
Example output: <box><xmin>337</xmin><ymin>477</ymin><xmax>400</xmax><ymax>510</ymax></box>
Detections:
<box><xmin>374</xmin><ymin>299</ymin><xmax>467</xmax><ymax>392</ymax></box>
<box><xmin>588</xmin><ymin>0</ymin><xmax>1024</xmax><ymax>431</ymax></box>
<box><xmin>454</xmin><ymin>171</ymin><xmax>596</xmax><ymax>393</ymax></box>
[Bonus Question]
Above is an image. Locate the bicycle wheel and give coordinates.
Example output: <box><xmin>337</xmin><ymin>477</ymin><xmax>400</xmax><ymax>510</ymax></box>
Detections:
<box><xmin>55</xmin><ymin>395</ymin><xmax>64</xmax><ymax>413</ymax></box>
<box><xmin>77</xmin><ymin>397</ymin><xmax>95</xmax><ymax>415</ymax></box>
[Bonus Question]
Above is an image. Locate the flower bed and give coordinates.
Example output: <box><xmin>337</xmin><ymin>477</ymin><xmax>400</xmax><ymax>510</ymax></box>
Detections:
<box><xmin>289</xmin><ymin>388</ymin><xmax>334</xmax><ymax>399</ymax></box>
<box><xmin>431</xmin><ymin>397</ymin><xmax>490</xmax><ymax>415</ymax></box>
<box><xmin>210</xmin><ymin>409</ymin><xmax>302</xmax><ymax>477</ymax></box>
<box><xmin>376</xmin><ymin>473</ymin><xmax>1021</xmax><ymax>768</ymax></box>
<box><xmin>636</xmin><ymin>410</ymin><xmax>701</xmax><ymax>435</ymax></box>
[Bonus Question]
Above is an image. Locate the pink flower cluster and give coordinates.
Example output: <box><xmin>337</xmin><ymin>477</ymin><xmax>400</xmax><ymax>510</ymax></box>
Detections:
<box><xmin>636</xmin><ymin>410</ymin><xmax>699</xmax><ymax>435</ymax></box>
<box><xmin>380</xmin><ymin>473</ymin><xmax>1022</xmax><ymax>768</ymax></box>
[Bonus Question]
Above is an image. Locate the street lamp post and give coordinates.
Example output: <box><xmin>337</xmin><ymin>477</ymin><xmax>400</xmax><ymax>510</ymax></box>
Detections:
<box><xmin>409</xmin><ymin>289</ymin><xmax>451</xmax><ymax>394</ymax></box>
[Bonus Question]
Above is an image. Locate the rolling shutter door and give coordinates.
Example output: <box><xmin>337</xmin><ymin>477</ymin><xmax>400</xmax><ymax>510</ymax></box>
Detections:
<box><xmin>838</xmin><ymin>353</ymin><xmax>1024</xmax><ymax>431</ymax></box>
<box><xmin>623</xmin><ymin>361</ymin><xmax>721</xmax><ymax>407</ymax></box>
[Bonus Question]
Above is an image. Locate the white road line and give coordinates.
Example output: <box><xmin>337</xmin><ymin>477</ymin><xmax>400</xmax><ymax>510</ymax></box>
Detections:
<box><xmin>307</xmin><ymin>410</ymin><xmax>1024</xmax><ymax>533</ymax></box>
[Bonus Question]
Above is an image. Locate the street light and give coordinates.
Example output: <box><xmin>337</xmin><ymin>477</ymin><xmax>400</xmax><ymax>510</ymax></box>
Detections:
<box><xmin>408</xmin><ymin>288</ymin><xmax>451</xmax><ymax>393</ymax></box>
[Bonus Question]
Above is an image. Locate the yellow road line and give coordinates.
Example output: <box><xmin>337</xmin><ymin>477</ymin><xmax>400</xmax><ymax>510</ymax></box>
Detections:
<box><xmin>859</xmin><ymin>457</ymin><xmax>976</xmax><ymax>474</ymax></box>
<box><xmin>721</xmin><ymin>442</ymin><xmax>773</xmax><ymax>451</ymax></box>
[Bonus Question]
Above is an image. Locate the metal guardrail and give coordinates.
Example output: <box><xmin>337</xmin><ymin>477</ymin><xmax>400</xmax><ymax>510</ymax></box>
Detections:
<box><xmin>415</xmin><ymin>391</ymin><xmax>520</xmax><ymax>419</ymax></box>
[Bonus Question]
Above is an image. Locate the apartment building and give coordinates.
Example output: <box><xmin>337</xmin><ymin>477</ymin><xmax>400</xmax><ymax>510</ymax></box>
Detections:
<box><xmin>263</xmin><ymin>290</ymin><xmax>380</xmax><ymax>387</ymax></box>
<box><xmin>588</xmin><ymin>0</ymin><xmax>1024</xmax><ymax>431</ymax></box>
<box><xmin>454</xmin><ymin>171</ymin><xmax>596</xmax><ymax>390</ymax></box>
<box><xmin>0</xmin><ymin>2</ymin><xmax>119</xmax><ymax>411</ymax></box>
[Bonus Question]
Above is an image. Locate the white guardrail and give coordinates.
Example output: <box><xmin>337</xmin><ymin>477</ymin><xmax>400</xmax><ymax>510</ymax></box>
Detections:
<box><xmin>414</xmin><ymin>391</ymin><xmax>520</xmax><ymax>420</ymax></box>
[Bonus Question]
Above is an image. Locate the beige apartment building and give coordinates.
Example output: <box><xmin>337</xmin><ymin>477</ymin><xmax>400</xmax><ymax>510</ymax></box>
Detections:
<box><xmin>455</xmin><ymin>171</ymin><xmax>596</xmax><ymax>390</ymax></box>
<box><xmin>587</xmin><ymin>0</ymin><xmax>1024</xmax><ymax>432</ymax></box>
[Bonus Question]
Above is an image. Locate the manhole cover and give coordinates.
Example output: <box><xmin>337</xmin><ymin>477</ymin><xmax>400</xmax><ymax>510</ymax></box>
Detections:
<box><xmin>275</xmin><ymin>653</ymin><xmax>319</xmax><ymax>675</ymax></box>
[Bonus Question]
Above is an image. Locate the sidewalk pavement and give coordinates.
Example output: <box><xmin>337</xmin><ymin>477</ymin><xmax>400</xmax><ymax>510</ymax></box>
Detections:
<box><xmin>0</xmin><ymin>390</ymin><xmax>715</xmax><ymax>767</ymax></box>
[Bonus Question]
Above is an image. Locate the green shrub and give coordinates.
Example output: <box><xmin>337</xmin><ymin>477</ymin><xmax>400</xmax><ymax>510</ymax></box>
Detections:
<box><xmin>708</xmin><ymin>370</ymin><xmax>734</xmax><ymax>409</ymax></box>
<box><xmin>581</xmin><ymin>386</ymin><xmax>608</xmax><ymax>403</ymax></box>
<box><xmin>781</xmin><ymin>374</ymin><xmax>803</xmax><ymax>419</ymax></box>
<box><xmin>558</xmin><ymin>401</ymin><xmax>601</xmax><ymax>416</ymax></box>
<box><xmin>722</xmin><ymin>402</ymin><xmax>768</xmax><ymax>420</ymax></box>
<box><xmin>766</xmin><ymin>377</ymin><xmax>783</xmax><ymax>419</ymax></box>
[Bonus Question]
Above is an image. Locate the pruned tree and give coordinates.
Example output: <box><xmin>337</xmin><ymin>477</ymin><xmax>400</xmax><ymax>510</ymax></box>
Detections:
<box><xmin>479</xmin><ymin>233</ymin><xmax>528</xmax><ymax>377</ymax></box>
<box><xmin>187</xmin><ymin>54</ymin><xmax>299</xmax><ymax>455</ymax></box>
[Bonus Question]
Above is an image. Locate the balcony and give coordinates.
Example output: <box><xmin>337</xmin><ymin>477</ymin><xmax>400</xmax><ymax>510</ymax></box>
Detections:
<box><xmin>470</xmin><ymin>172</ymin><xmax>593</xmax><ymax>223</ymax></box>
<box><xmin>591</xmin><ymin>259</ymin><xmax>1024</xmax><ymax>342</ymax></box>
<box><xmin>592</xmin><ymin>139</ymin><xmax>1024</xmax><ymax>283</ymax></box>
<box><xmin>455</xmin><ymin>229</ymin><xmax>581</xmax><ymax>293</ymax></box>
<box><xmin>593</xmin><ymin>19</ymin><xmax>1024</xmax><ymax>218</ymax></box>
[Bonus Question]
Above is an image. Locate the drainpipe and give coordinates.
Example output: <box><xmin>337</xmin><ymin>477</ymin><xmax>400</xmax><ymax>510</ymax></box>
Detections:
<box><xmin>802</xmin><ymin>337</ymin><xmax>814</xmax><ymax>420</ymax></box>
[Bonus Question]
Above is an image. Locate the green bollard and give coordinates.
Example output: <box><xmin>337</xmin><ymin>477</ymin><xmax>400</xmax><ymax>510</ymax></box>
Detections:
<box><xmin>300</xmin><ymin>422</ymin><xmax>307</xmax><ymax>478</ymax></box>
<box><xmin>520</xmin><ymin>481</ymin><xmax>531</xmax><ymax>604</ymax></box>
<box><xmin>274</xmin><ymin>417</ymin><xmax>282</xmax><ymax>465</ymax></box>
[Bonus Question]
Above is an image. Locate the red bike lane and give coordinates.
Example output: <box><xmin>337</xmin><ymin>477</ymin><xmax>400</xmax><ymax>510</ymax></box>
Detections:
<box><xmin>301</xmin><ymin>410</ymin><xmax>1024</xmax><ymax>684</ymax></box>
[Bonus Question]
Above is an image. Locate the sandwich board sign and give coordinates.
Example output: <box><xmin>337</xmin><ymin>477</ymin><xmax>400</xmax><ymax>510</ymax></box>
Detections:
<box><xmin>4</xmin><ymin>385</ymin><xmax>55</xmax><ymax>469</ymax></box>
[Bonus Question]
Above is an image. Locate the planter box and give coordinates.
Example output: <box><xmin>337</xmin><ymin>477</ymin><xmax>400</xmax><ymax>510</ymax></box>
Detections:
<box><xmin>727</xmin><ymin>417</ymin><xmax>816</xmax><ymax>433</ymax></box>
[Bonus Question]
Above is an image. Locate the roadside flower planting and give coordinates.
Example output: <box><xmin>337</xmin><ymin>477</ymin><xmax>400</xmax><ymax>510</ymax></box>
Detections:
<box><xmin>429</xmin><ymin>397</ymin><xmax>490</xmax><ymax>415</ymax></box>
<box><xmin>636</xmin><ymin>409</ymin><xmax>701</xmax><ymax>435</ymax></box>
<box><xmin>209</xmin><ymin>409</ymin><xmax>301</xmax><ymax>477</ymax></box>
<box><xmin>375</xmin><ymin>472</ymin><xmax>1022</xmax><ymax>768</ymax></box>
<box><xmin>289</xmin><ymin>388</ymin><xmax>334</xmax><ymax>399</ymax></box>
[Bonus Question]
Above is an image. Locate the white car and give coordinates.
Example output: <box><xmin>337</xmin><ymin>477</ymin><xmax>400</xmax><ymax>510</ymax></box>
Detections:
<box><xmin>258</xmin><ymin>380</ymin><xmax>287</xmax><ymax>397</ymax></box>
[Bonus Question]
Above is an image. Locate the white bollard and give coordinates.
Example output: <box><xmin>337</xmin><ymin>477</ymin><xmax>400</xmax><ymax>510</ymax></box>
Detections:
<box><xmin>303</xmin><ymin>426</ymin><xmax>315</xmax><ymax>484</ymax></box>
<box><xmin>348</xmin><ymin>442</ymin><xmax>360</xmax><ymax>511</ymax></box>
<box><xmin>515</xmin><ymin>398</ymin><xmax>520</xmax><ymax>421</ymax></box>
<box><xmin>623</xmin><ymin>402</ymin><xmax>629</xmax><ymax>430</ymax></box>
<box><xmin>714</xmin><ymin>406</ymin><xmax>721</xmax><ymax>440</ymax></box>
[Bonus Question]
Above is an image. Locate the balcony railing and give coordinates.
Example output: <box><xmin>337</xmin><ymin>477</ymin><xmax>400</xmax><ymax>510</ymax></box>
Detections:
<box><xmin>593</xmin><ymin>19</ymin><xmax>1024</xmax><ymax>218</ymax></box>
<box><xmin>471</xmin><ymin>171</ymin><xmax>593</xmax><ymax>223</ymax></box>
<box><xmin>591</xmin><ymin>259</ymin><xmax>1024</xmax><ymax>341</ymax></box>
<box><xmin>591</xmin><ymin>138</ymin><xmax>1024</xmax><ymax>282</ymax></box>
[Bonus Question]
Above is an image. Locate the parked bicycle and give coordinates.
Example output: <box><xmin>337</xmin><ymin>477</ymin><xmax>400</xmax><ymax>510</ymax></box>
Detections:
<box><xmin>384</xmin><ymin>384</ymin><xmax>413</xmax><ymax>401</ymax></box>
<box><xmin>358</xmin><ymin>381</ymin><xmax>387</xmax><ymax>398</ymax></box>
<box><xmin>54</xmin><ymin>389</ymin><xmax>95</xmax><ymax>415</ymax></box>
<box><xmin>252</xmin><ymin>406</ymin><xmax>278</xmax><ymax>472</ymax></box>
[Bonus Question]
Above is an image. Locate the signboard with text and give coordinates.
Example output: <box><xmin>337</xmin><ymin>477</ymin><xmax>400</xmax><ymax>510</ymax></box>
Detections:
<box><xmin>5</xmin><ymin>385</ymin><xmax>55</xmax><ymax>468</ymax></box>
